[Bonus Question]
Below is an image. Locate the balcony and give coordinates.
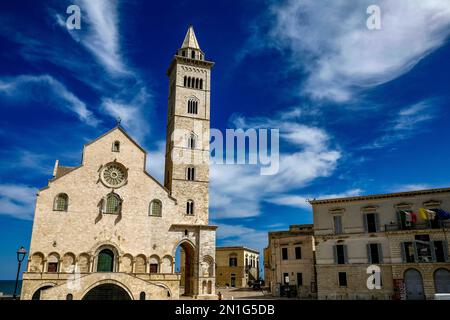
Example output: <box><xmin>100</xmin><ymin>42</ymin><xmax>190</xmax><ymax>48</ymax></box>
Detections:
<box><xmin>384</xmin><ymin>220</ymin><xmax>450</xmax><ymax>232</ymax></box>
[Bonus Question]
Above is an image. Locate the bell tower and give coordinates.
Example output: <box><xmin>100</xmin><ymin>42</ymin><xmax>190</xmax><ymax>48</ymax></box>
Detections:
<box><xmin>164</xmin><ymin>26</ymin><xmax>214</xmax><ymax>224</ymax></box>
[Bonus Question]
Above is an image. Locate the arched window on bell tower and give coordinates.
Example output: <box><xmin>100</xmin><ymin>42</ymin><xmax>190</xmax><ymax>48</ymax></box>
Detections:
<box><xmin>188</xmin><ymin>132</ymin><xmax>196</xmax><ymax>149</ymax></box>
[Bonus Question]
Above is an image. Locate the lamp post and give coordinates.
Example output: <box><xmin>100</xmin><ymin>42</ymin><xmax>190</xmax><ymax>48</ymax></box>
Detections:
<box><xmin>13</xmin><ymin>246</ymin><xmax>27</xmax><ymax>300</ymax></box>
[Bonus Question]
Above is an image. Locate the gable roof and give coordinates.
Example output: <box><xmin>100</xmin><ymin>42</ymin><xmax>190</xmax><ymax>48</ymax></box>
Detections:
<box><xmin>84</xmin><ymin>125</ymin><xmax>147</xmax><ymax>154</ymax></box>
<box><xmin>39</xmin><ymin>126</ymin><xmax>176</xmax><ymax>201</ymax></box>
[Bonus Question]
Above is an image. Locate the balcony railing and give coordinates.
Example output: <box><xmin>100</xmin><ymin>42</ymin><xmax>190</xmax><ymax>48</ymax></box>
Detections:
<box><xmin>385</xmin><ymin>220</ymin><xmax>450</xmax><ymax>232</ymax></box>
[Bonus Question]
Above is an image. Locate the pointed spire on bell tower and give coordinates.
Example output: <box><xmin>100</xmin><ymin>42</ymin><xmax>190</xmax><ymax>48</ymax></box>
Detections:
<box><xmin>177</xmin><ymin>25</ymin><xmax>205</xmax><ymax>61</ymax></box>
<box><xmin>181</xmin><ymin>25</ymin><xmax>201</xmax><ymax>50</ymax></box>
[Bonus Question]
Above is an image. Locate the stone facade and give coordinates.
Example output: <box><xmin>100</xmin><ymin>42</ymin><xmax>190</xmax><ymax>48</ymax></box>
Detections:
<box><xmin>215</xmin><ymin>247</ymin><xmax>259</xmax><ymax>288</ymax></box>
<box><xmin>265</xmin><ymin>225</ymin><xmax>317</xmax><ymax>299</ymax></box>
<box><xmin>21</xmin><ymin>26</ymin><xmax>217</xmax><ymax>300</ymax></box>
<box><xmin>311</xmin><ymin>188</ymin><xmax>450</xmax><ymax>300</ymax></box>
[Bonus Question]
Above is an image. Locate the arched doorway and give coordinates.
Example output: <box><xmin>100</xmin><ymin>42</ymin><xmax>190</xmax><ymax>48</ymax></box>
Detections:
<box><xmin>82</xmin><ymin>284</ymin><xmax>131</xmax><ymax>300</ymax></box>
<box><xmin>32</xmin><ymin>285</ymin><xmax>53</xmax><ymax>300</ymax></box>
<box><xmin>97</xmin><ymin>249</ymin><xmax>114</xmax><ymax>272</ymax></box>
<box><xmin>175</xmin><ymin>241</ymin><xmax>196</xmax><ymax>296</ymax></box>
<box><xmin>434</xmin><ymin>268</ymin><xmax>450</xmax><ymax>293</ymax></box>
<box><xmin>404</xmin><ymin>269</ymin><xmax>425</xmax><ymax>300</ymax></box>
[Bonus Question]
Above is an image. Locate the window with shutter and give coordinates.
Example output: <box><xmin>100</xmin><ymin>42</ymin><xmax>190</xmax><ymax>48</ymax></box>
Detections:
<box><xmin>336</xmin><ymin>245</ymin><xmax>346</xmax><ymax>264</ymax></box>
<box><xmin>433</xmin><ymin>241</ymin><xmax>446</xmax><ymax>262</ymax></box>
<box><xmin>402</xmin><ymin>242</ymin><xmax>415</xmax><ymax>263</ymax></box>
<box><xmin>444</xmin><ymin>241</ymin><xmax>449</xmax><ymax>262</ymax></box>
<box><xmin>366</xmin><ymin>213</ymin><xmax>377</xmax><ymax>233</ymax></box>
<box><xmin>377</xmin><ymin>243</ymin><xmax>383</xmax><ymax>263</ymax></box>
<box><xmin>334</xmin><ymin>216</ymin><xmax>342</xmax><ymax>234</ymax></box>
<box><xmin>367</xmin><ymin>243</ymin><xmax>380</xmax><ymax>264</ymax></box>
<box><xmin>343</xmin><ymin>245</ymin><xmax>348</xmax><ymax>264</ymax></box>
<box><xmin>367</xmin><ymin>244</ymin><xmax>372</xmax><ymax>264</ymax></box>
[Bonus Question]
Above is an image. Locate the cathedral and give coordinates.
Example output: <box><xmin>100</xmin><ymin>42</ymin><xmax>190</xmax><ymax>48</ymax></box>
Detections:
<box><xmin>20</xmin><ymin>26</ymin><xmax>217</xmax><ymax>300</ymax></box>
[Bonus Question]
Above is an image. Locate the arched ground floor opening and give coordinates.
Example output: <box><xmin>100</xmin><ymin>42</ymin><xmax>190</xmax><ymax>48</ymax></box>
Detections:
<box><xmin>82</xmin><ymin>283</ymin><xmax>132</xmax><ymax>300</ymax></box>
<box><xmin>31</xmin><ymin>285</ymin><xmax>54</xmax><ymax>300</ymax></box>
<box><xmin>175</xmin><ymin>241</ymin><xmax>196</xmax><ymax>296</ymax></box>
<box><xmin>434</xmin><ymin>268</ymin><xmax>450</xmax><ymax>294</ymax></box>
<box><xmin>404</xmin><ymin>268</ymin><xmax>425</xmax><ymax>300</ymax></box>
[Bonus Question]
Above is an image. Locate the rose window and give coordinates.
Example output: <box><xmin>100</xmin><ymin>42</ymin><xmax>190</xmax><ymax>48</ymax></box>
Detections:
<box><xmin>101</xmin><ymin>163</ymin><xmax>127</xmax><ymax>188</ymax></box>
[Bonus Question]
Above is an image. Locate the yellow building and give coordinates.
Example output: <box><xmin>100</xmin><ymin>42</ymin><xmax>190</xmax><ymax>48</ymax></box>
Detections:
<box><xmin>265</xmin><ymin>224</ymin><xmax>317</xmax><ymax>298</ymax></box>
<box><xmin>215</xmin><ymin>246</ymin><xmax>259</xmax><ymax>288</ymax></box>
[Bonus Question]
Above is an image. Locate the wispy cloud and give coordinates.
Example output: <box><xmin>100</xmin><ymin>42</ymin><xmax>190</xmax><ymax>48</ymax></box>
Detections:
<box><xmin>52</xmin><ymin>1</ymin><xmax>154</xmax><ymax>140</ymax></box>
<box><xmin>388</xmin><ymin>183</ymin><xmax>448</xmax><ymax>193</ymax></box>
<box><xmin>366</xmin><ymin>99</ymin><xmax>438</xmax><ymax>149</ymax></box>
<box><xmin>267</xmin><ymin>188</ymin><xmax>363</xmax><ymax>209</ymax></box>
<box><xmin>101</xmin><ymin>86</ymin><xmax>152</xmax><ymax>142</ymax></box>
<box><xmin>0</xmin><ymin>74</ymin><xmax>99</xmax><ymax>126</ymax></box>
<box><xmin>62</xmin><ymin>0</ymin><xmax>153</xmax><ymax>139</ymax></box>
<box><xmin>63</xmin><ymin>0</ymin><xmax>127</xmax><ymax>75</ymax></box>
<box><xmin>245</xmin><ymin>0</ymin><xmax>450</xmax><ymax>102</ymax></box>
<box><xmin>0</xmin><ymin>184</ymin><xmax>37</xmax><ymax>220</ymax></box>
<box><xmin>211</xmin><ymin>108</ymin><xmax>341</xmax><ymax>219</ymax></box>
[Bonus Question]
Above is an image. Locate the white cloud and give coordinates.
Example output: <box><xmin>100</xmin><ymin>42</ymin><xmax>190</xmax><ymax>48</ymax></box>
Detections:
<box><xmin>211</xmin><ymin>108</ymin><xmax>341</xmax><ymax>219</ymax></box>
<box><xmin>0</xmin><ymin>184</ymin><xmax>37</xmax><ymax>220</ymax></box>
<box><xmin>256</xmin><ymin>0</ymin><xmax>450</xmax><ymax>101</ymax></box>
<box><xmin>145</xmin><ymin>140</ymin><xmax>166</xmax><ymax>184</ymax></box>
<box><xmin>216</xmin><ymin>223</ymin><xmax>268</xmax><ymax>253</ymax></box>
<box><xmin>0</xmin><ymin>74</ymin><xmax>99</xmax><ymax>126</ymax></box>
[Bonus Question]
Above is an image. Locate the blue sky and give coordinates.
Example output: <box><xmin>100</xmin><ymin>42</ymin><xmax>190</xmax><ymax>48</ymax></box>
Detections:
<box><xmin>1</xmin><ymin>0</ymin><xmax>450</xmax><ymax>279</ymax></box>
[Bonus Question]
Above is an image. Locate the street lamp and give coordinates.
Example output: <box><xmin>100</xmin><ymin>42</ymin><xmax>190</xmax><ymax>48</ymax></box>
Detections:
<box><xmin>13</xmin><ymin>246</ymin><xmax>27</xmax><ymax>300</ymax></box>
